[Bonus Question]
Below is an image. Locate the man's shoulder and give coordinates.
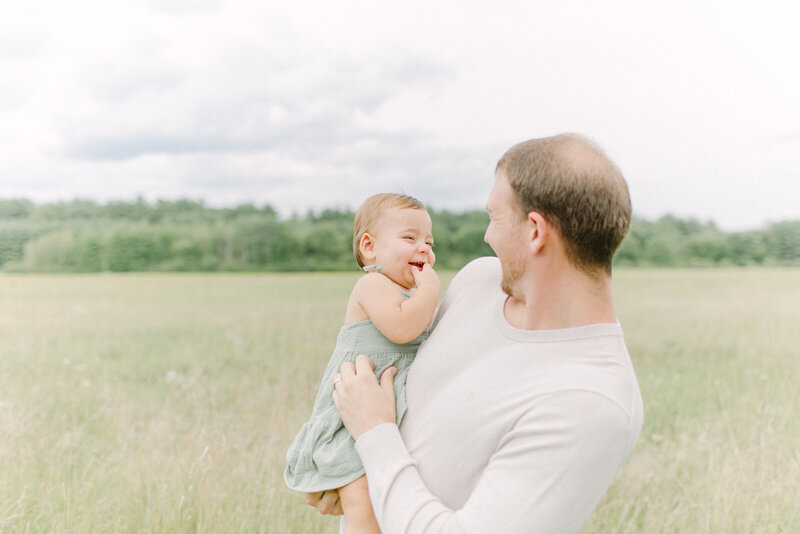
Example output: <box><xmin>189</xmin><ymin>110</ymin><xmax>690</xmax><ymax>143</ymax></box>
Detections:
<box><xmin>430</xmin><ymin>257</ymin><xmax>500</xmax><ymax>330</ymax></box>
<box><xmin>449</xmin><ymin>257</ymin><xmax>500</xmax><ymax>293</ymax></box>
<box><xmin>460</xmin><ymin>256</ymin><xmax>500</xmax><ymax>274</ymax></box>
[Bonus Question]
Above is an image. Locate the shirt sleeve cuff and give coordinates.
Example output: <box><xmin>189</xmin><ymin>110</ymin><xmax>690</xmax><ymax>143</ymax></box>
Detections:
<box><xmin>354</xmin><ymin>422</ymin><xmax>415</xmax><ymax>477</ymax></box>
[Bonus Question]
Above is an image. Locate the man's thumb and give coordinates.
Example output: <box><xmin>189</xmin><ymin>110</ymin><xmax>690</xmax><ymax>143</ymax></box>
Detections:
<box><xmin>380</xmin><ymin>367</ymin><xmax>397</xmax><ymax>396</ymax></box>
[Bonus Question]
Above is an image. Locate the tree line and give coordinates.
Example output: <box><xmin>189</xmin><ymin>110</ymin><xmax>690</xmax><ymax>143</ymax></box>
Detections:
<box><xmin>0</xmin><ymin>198</ymin><xmax>798</xmax><ymax>273</ymax></box>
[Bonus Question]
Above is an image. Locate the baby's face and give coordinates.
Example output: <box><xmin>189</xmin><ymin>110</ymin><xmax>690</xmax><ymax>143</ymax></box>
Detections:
<box><xmin>368</xmin><ymin>207</ymin><xmax>435</xmax><ymax>289</ymax></box>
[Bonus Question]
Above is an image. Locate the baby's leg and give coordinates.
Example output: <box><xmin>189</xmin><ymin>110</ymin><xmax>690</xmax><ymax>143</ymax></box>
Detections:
<box><xmin>339</xmin><ymin>475</ymin><xmax>380</xmax><ymax>534</ymax></box>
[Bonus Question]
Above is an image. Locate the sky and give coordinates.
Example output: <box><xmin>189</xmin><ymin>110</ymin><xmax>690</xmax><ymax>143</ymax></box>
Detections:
<box><xmin>1</xmin><ymin>0</ymin><xmax>798</xmax><ymax>231</ymax></box>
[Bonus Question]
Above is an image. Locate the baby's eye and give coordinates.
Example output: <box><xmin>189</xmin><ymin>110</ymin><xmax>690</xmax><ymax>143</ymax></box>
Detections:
<box><xmin>426</xmin><ymin>241</ymin><xmax>434</xmax><ymax>248</ymax></box>
<box><xmin>403</xmin><ymin>235</ymin><xmax>415</xmax><ymax>241</ymax></box>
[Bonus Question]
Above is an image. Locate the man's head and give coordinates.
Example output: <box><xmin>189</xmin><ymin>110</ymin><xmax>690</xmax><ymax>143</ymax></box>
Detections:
<box><xmin>494</xmin><ymin>134</ymin><xmax>631</xmax><ymax>277</ymax></box>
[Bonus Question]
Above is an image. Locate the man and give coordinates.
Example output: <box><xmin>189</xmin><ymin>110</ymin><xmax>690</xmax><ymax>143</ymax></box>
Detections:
<box><xmin>316</xmin><ymin>134</ymin><xmax>643</xmax><ymax>533</ymax></box>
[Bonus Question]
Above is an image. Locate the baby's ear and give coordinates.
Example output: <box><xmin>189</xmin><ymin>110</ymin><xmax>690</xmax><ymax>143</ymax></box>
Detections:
<box><xmin>359</xmin><ymin>232</ymin><xmax>377</xmax><ymax>261</ymax></box>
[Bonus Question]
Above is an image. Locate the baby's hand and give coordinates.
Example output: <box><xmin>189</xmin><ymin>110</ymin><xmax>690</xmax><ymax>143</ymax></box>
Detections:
<box><xmin>412</xmin><ymin>263</ymin><xmax>440</xmax><ymax>294</ymax></box>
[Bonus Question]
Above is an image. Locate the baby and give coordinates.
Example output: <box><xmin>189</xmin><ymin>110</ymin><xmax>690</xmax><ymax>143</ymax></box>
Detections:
<box><xmin>285</xmin><ymin>193</ymin><xmax>439</xmax><ymax>533</ymax></box>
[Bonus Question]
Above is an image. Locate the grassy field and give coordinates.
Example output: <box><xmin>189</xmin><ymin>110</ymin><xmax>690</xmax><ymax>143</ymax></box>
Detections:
<box><xmin>0</xmin><ymin>269</ymin><xmax>798</xmax><ymax>533</ymax></box>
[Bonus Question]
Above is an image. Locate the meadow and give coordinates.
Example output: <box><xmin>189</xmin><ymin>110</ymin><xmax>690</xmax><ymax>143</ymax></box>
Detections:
<box><xmin>0</xmin><ymin>268</ymin><xmax>798</xmax><ymax>533</ymax></box>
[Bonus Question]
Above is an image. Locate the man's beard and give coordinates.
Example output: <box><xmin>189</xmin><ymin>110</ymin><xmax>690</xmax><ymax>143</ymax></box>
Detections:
<box><xmin>499</xmin><ymin>253</ymin><xmax>525</xmax><ymax>297</ymax></box>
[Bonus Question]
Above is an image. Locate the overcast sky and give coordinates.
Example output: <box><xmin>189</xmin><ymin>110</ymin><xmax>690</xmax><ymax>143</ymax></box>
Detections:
<box><xmin>1</xmin><ymin>0</ymin><xmax>798</xmax><ymax>230</ymax></box>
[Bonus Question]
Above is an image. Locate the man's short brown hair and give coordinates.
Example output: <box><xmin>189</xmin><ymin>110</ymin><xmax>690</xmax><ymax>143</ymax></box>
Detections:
<box><xmin>496</xmin><ymin>134</ymin><xmax>631</xmax><ymax>275</ymax></box>
<box><xmin>353</xmin><ymin>193</ymin><xmax>426</xmax><ymax>268</ymax></box>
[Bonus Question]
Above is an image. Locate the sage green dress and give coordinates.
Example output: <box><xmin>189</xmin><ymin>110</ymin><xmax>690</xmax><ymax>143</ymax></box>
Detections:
<box><xmin>284</xmin><ymin>289</ymin><xmax>429</xmax><ymax>492</ymax></box>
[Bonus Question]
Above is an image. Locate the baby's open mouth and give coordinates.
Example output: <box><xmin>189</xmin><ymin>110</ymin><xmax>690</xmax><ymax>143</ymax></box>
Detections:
<box><xmin>409</xmin><ymin>262</ymin><xmax>425</xmax><ymax>271</ymax></box>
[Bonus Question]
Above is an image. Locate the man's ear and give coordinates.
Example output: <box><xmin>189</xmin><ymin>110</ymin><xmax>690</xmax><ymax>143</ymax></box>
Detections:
<box><xmin>359</xmin><ymin>232</ymin><xmax>377</xmax><ymax>262</ymax></box>
<box><xmin>527</xmin><ymin>211</ymin><xmax>549</xmax><ymax>255</ymax></box>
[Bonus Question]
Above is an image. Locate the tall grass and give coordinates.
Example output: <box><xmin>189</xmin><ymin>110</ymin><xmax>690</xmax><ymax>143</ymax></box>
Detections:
<box><xmin>0</xmin><ymin>269</ymin><xmax>797</xmax><ymax>533</ymax></box>
<box><xmin>0</xmin><ymin>272</ymin><xmax>360</xmax><ymax>533</ymax></box>
<box><xmin>591</xmin><ymin>269</ymin><xmax>800</xmax><ymax>533</ymax></box>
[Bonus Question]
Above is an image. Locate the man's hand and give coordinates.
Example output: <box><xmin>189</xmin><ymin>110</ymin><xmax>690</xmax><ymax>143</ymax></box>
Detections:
<box><xmin>332</xmin><ymin>354</ymin><xmax>397</xmax><ymax>440</ymax></box>
<box><xmin>305</xmin><ymin>490</ymin><xmax>342</xmax><ymax>515</ymax></box>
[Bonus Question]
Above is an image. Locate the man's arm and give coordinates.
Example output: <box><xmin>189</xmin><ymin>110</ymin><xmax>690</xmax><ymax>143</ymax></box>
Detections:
<box><xmin>338</xmin><ymin>362</ymin><xmax>634</xmax><ymax>534</ymax></box>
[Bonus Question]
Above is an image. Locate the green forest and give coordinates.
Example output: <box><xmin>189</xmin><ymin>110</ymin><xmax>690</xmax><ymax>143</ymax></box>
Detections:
<box><xmin>1</xmin><ymin>198</ymin><xmax>798</xmax><ymax>273</ymax></box>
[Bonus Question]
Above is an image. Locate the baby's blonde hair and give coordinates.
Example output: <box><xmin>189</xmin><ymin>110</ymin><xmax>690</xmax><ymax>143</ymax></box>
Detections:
<box><xmin>353</xmin><ymin>193</ymin><xmax>426</xmax><ymax>268</ymax></box>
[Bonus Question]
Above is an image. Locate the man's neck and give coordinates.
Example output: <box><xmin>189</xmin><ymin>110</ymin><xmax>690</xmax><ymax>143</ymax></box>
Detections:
<box><xmin>504</xmin><ymin>264</ymin><xmax>617</xmax><ymax>331</ymax></box>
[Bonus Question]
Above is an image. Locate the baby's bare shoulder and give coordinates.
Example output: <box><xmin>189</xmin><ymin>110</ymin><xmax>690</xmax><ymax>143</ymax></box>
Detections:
<box><xmin>352</xmin><ymin>273</ymin><xmax>403</xmax><ymax>305</ymax></box>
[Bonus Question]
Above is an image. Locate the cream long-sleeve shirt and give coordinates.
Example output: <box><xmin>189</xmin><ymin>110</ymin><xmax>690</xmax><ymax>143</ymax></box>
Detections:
<box><xmin>352</xmin><ymin>257</ymin><xmax>643</xmax><ymax>533</ymax></box>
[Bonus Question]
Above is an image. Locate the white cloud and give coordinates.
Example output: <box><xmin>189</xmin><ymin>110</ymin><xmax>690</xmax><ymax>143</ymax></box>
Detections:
<box><xmin>1</xmin><ymin>0</ymin><xmax>798</xmax><ymax>230</ymax></box>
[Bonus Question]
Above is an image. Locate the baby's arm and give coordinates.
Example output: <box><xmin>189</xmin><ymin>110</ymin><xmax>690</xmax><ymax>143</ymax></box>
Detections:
<box><xmin>355</xmin><ymin>265</ymin><xmax>440</xmax><ymax>344</ymax></box>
